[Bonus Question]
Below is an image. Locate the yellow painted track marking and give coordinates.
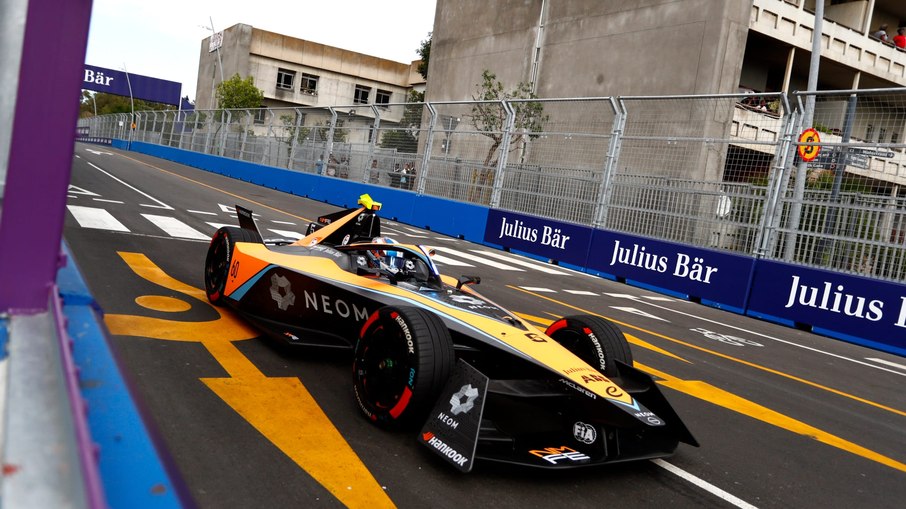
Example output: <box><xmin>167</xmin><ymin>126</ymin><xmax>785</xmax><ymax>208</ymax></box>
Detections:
<box><xmin>104</xmin><ymin>252</ymin><xmax>395</xmax><ymax>508</ymax></box>
<box><xmin>637</xmin><ymin>362</ymin><xmax>906</xmax><ymax>473</ymax></box>
<box><xmin>510</xmin><ymin>285</ymin><xmax>906</xmax><ymax>472</ymax></box>
<box><xmin>135</xmin><ymin>295</ymin><xmax>191</xmax><ymax>312</ymax></box>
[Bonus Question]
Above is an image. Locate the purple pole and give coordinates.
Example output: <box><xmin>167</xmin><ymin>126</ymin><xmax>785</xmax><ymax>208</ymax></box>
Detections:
<box><xmin>0</xmin><ymin>0</ymin><xmax>94</xmax><ymax>313</ymax></box>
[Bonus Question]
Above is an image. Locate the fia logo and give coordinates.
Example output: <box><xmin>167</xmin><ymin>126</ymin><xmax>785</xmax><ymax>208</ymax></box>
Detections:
<box><xmin>573</xmin><ymin>422</ymin><xmax>597</xmax><ymax>445</ymax></box>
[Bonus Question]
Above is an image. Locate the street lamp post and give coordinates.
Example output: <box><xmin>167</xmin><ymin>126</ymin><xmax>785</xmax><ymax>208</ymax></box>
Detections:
<box><xmin>123</xmin><ymin>63</ymin><xmax>135</xmax><ymax>147</ymax></box>
<box><xmin>202</xmin><ymin>17</ymin><xmax>225</xmax><ymax>110</ymax></box>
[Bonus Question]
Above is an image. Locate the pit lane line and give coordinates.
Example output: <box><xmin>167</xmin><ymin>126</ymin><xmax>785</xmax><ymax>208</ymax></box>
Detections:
<box><xmin>602</xmin><ymin>294</ymin><xmax>906</xmax><ymax>378</ymax></box>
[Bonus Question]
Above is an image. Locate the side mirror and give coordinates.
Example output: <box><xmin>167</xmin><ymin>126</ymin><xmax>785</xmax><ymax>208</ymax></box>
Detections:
<box><xmin>456</xmin><ymin>275</ymin><xmax>481</xmax><ymax>290</ymax></box>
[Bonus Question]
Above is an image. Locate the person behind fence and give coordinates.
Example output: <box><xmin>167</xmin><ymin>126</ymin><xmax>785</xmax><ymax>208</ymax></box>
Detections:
<box><xmin>895</xmin><ymin>27</ymin><xmax>906</xmax><ymax>49</ymax></box>
<box><xmin>872</xmin><ymin>24</ymin><xmax>889</xmax><ymax>42</ymax></box>
<box><xmin>315</xmin><ymin>155</ymin><xmax>325</xmax><ymax>175</ymax></box>
<box><xmin>327</xmin><ymin>155</ymin><xmax>338</xmax><ymax>177</ymax></box>
<box><xmin>405</xmin><ymin>162</ymin><xmax>416</xmax><ymax>190</ymax></box>
<box><xmin>369</xmin><ymin>159</ymin><xmax>380</xmax><ymax>183</ymax></box>
<box><xmin>390</xmin><ymin>163</ymin><xmax>402</xmax><ymax>188</ymax></box>
<box><xmin>399</xmin><ymin>163</ymin><xmax>410</xmax><ymax>190</ymax></box>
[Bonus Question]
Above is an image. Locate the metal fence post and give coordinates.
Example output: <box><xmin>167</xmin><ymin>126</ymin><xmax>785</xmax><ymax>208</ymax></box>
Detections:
<box><xmin>594</xmin><ymin>97</ymin><xmax>625</xmax><ymax>228</ymax></box>
<box><xmin>417</xmin><ymin>103</ymin><xmax>437</xmax><ymax>195</ymax></box>
<box><xmin>365</xmin><ymin>105</ymin><xmax>381</xmax><ymax>183</ymax></box>
<box><xmin>219</xmin><ymin>110</ymin><xmax>231</xmax><ymax>157</ymax></box>
<box><xmin>755</xmin><ymin>95</ymin><xmax>799</xmax><ymax>258</ymax></box>
<box><xmin>326</xmin><ymin>107</ymin><xmax>337</xmax><ymax>159</ymax></box>
<box><xmin>489</xmin><ymin>100</ymin><xmax>516</xmax><ymax>208</ymax></box>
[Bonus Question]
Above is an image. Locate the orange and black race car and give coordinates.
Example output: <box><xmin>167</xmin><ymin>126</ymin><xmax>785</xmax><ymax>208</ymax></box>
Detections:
<box><xmin>203</xmin><ymin>194</ymin><xmax>697</xmax><ymax>472</ymax></box>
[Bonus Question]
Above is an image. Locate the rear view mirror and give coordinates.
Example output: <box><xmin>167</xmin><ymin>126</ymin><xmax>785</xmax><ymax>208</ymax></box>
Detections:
<box><xmin>456</xmin><ymin>275</ymin><xmax>481</xmax><ymax>290</ymax></box>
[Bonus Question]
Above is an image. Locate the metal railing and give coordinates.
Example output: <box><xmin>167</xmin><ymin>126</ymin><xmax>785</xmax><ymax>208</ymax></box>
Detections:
<box><xmin>77</xmin><ymin>88</ymin><xmax>906</xmax><ymax>282</ymax></box>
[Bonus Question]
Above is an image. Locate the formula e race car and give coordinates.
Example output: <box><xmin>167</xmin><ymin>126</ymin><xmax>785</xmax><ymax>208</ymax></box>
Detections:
<box><xmin>203</xmin><ymin>195</ymin><xmax>698</xmax><ymax>471</ymax></box>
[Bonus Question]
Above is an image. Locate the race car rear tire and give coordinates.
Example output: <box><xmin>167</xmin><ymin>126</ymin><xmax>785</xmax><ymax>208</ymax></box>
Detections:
<box><xmin>353</xmin><ymin>305</ymin><xmax>454</xmax><ymax>427</ymax></box>
<box><xmin>545</xmin><ymin>315</ymin><xmax>632</xmax><ymax>376</ymax></box>
<box><xmin>204</xmin><ymin>226</ymin><xmax>261</xmax><ymax>305</ymax></box>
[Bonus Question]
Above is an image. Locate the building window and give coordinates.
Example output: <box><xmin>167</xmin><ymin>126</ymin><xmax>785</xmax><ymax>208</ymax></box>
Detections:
<box><xmin>376</xmin><ymin>89</ymin><xmax>392</xmax><ymax>107</ymax></box>
<box><xmin>301</xmin><ymin>73</ymin><xmax>319</xmax><ymax>94</ymax></box>
<box><xmin>892</xmin><ymin>132</ymin><xmax>900</xmax><ymax>144</ymax></box>
<box><xmin>354</xmin><ymin>85</ymin><xmax>371</xmax><ymax>105</ymax></box>
<box><xmin>254</xmin><ymin>107</ymin><xmax>266</xmax><ymax>125</ymax></box>
<box><xmin>865</xmin><ymin>124</ymin><xmax>873</xmax><ymax>142</ymax></box>
<box><xmin>277</xmin><ymin>69</ymin><xmax>295</xmax><ymax>90</ymax></box>
<box><xmin>878</xmin><ymin>128</ymin><xmax>887</xmax><ymax>143</ymax></box>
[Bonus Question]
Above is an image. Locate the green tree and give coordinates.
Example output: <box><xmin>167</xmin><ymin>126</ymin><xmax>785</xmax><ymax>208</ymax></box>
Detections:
<box><xmin>216</xmin><ymin>73</ymin><xmax>264</xmax><ymax>110</ymax></box>
<box><xmin>380</xmin><ymin>90</ymin><xmax>424</xmax><ymax>153</ymax></box>
<box><xmin>280</xmin><ymin>113</ymin><xmax>312</xmax><ymax>157</ymax></box>
<box><xmin>79</xmin><ymin>91</ymin><xmax>171</xmax><ymax>117</ymax></box>
<box><xmin>469</xmin><ymin>70</ymin><xmax>548</xmax><ymax>196</ymax></box>
<box><xmin>416</xmin><ymin>33</ymin><xmax>431</xmax><ymax>80</ymax></box>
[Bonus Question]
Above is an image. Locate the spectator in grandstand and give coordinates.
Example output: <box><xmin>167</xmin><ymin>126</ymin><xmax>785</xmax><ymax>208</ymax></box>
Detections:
<box><xmin>315</xmin><ymin>155</ymin><xmax>325</xmax><ymax>175</ymax></box>
<box><xmin>871</xmin><ymin>24</ymin><xmax>889</xmax><ymax>42</ymax></box>
<box><xmin>894</xmin><ymin>27</ymin><xmax>906</xmax><ymax>49</ymax></box>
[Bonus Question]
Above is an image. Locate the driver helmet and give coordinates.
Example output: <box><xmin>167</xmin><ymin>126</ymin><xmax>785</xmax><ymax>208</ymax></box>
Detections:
<box><xmin>371</xmin><ymin>237</ymin><xmax>405</xmax><ymax>271</ymax></box>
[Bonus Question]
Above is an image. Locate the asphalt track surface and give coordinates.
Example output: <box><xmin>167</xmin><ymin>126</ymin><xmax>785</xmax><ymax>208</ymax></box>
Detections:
<box><xmin>63</xmin><ymin>143</ymin><xmax>906</xmax><ymax>508</ymax></box>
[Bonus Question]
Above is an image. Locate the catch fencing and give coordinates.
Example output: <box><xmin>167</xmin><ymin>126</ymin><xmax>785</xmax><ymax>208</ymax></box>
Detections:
<box><xmin>78</xmin><ymin>88</ymin><xmax>906</xmax><ymax>283</ymax></box>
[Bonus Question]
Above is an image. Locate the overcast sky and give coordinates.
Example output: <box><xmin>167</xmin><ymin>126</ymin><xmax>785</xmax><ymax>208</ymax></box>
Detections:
<box><xmin>84</xmin><ymin>0</ymin><xmax>437</xmax><ymax>102</ymax></box>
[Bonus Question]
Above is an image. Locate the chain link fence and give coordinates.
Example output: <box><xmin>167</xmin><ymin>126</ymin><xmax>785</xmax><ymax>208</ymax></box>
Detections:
<box><xmin>78</xmin><ymin>88</ymin><xmax>906</xmax><ymax>282</ymax></box>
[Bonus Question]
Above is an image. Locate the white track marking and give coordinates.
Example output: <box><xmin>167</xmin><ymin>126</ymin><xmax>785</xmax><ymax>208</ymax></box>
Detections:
<box><xmin>469</xmin><ymin>249</ymin><xmax>571</xmax><ymax>275</ymax></box>
<box><xmin>519</xmin><ymin>286</ymin><xmax>556</xmax><ymax>293</ymax></box>
<box><xmin>866</xmin><ymin>358</ymin><xmax>906</xmax><ymax>371</ymax></box>
<box><xmin>434</xmin><ymin>248</ymin><xmax>524</xmax><ymax>271</ymax></box>
<box><xmin>619</xmin><ymin>295</ymin><xmax>906</xmax><ymax>377</ymax></box>
<box><xmin>270</xmin><ymin>220</ymin><xmax>297</xmax><ymax>225</ymax></box>
<box><xmin>564</xmin><ymin>290</ymin><xmax>599</xmax><ymax>296</ymax></box>
<box><xmin>67</xmin><ymin>205</ymin><xmax>130</xmax><ymax>232</ymax></box>
<box><xmin>206</xmin><ymin>222</ymin><xmax>234</xmax><ymax>231</ymax></box>
<box><xmin>67</xmin><ymin>184</ymin><xmax>99</xmax><ymax>196</ymax></box>
<box><xmin>642</xmin><ymin>296</ymin><xmax>676</xmax><ymax>302</ymax></box>
<box><xmin>87</xmin><ymin>162</ymin><xmax>173</xmax><ymax>210</ymax></box>
<box><xmin>431</xmin><ymin>254</ymin><xmax>473</xmax><ymax>267</ymax></box>
<box><xmin>188</xmin><ymin>209</ymin><xmax>218</xmax><ymax>215</ymax></box>
<box><xmin>267</xmin><ymin>229</ymin><xmax>303</xmax><ymax>239</ymax></box>
<box><xmin>91</xmin><ymin>198</ymin><xmax>124</xmax><ymax>204</ymax></box>
<box><xmin>610</xmin><ymin>306</ymin><xmax>669</xmax><ymax>321</ymax></box>
<box><xmin>141</xmin><ymin>214</ymin><xmax>209</xmax><ymax>240</ymax></box>
<box><xmin>652</xmin><ymin>459</ymin><xmax>759</xmax><ymax>509</ymax></box>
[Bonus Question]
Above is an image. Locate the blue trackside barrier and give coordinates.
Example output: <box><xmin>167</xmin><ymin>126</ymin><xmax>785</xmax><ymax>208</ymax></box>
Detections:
<box><xmin>117</xmin><ymin>140</ymin><xmax>906</xmax><ymax>357</ymax></box>
<box><xmin>58</xmin><ymin>242</ymin><xmax>190</xmax><ymax>508</ymax></box>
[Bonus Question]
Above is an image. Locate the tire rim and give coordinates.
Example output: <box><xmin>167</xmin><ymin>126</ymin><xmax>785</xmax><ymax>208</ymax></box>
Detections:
<box><xmin>358</xmin><ymin>318</ymin><xmax>409</xmax><ymax>410</ymax></box>
<box><xmin>206</xmin><ymin>234</ymin><xmax>228</xmax><ymax>295</ymax></box>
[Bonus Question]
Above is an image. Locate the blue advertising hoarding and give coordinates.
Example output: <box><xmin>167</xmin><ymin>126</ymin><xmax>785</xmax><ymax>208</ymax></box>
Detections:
<box><xmin>587</xmin><ymin>230</ymin><xmax>756</xmax><ymax>312</ymax></box>
<box><xmin>484</xmin><ymin>209</ymin><xmax>592</xmax><ymax>267</ymax></box>
<box><xmin>747</xmin><ymin>260</ymin><xmax>906</xmax><ymax>355</ymax></box>
<box><xmin>83</xmin><ymin>64</ymin><xmax>181</xmax><ymax>106</ymax></box>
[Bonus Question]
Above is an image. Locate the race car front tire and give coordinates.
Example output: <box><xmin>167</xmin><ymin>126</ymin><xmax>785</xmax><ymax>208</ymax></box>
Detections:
<box><xmin>353</xmin><ymin>305</ymin><xmax>454</xmax><ymax>427</ymax></box>
<box><xmin>544</xmin><ymin>315</ymin><xmax>632</xmax><ymax>376</ymax></box>
<box><xmin>204</xmin><ymin>226</ymin><xmax>261</xmax><ymax>305</ymax></box>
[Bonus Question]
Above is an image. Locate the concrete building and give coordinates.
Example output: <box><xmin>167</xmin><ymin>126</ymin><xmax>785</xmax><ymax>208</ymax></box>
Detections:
<box><xmin>195</xmin><ymin>23</ymin><xmax>425</xmax><ymax>122</ymax></box>
<box><xmin>425</xmin><ymin>0</ymin><xmax>906</xmax><ymax>185</ymax></box>
<box><xmin>426</xmin><ymin>0</ymin><xmax>905</xmax><ymax>100</ymax></box>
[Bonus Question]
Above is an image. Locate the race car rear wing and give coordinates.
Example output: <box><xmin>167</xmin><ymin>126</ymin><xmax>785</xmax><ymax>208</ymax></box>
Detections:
<box><xmin>236</xmin><ymin>205</ymin><xmax>263</xmax><ymax>239</ymax></box>
<box><xmin>294</xmin><ymin>194</ymin><xmax>383</xmax><ymax>247</ymax></box>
